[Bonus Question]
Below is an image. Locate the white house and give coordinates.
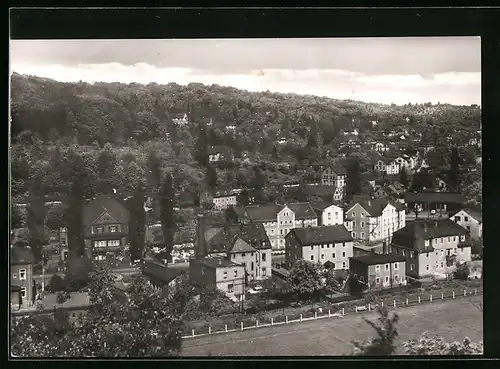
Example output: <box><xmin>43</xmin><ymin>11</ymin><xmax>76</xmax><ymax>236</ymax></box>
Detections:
<box><xmin>172</xmin><ymin>113</ymin><xmax>188</xmax><ymax>125</ymax></box>
<box><xmin>238</xmin><ymin>203</ymin><xmax>318</xmax><ymax>253</ymax></box>
<box><xmin>212</xmin><ymin>191</ymin><xmax>238</xmax><ymax>210</ymax></box>
<box><xmin>451</xmin><ymin>209</ymin><xmax>482</xmax><ymax>240</ymax></box>
<box><xmin>285</xmin><ymin>225</ymin><xmax>354</xmax><ymax>270</ymax></box>
<box><xmin>312</xmin><ymin>203</ymin><xmax>344</xmax><ymax>226</ymax></box>
<box><xmin>345</xmin><ymin>198</ymin><xmax>406</xmax><ymax>244</ymax></box>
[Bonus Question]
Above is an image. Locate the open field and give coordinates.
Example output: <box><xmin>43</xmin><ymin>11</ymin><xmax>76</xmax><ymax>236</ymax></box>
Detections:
<box><xmin>181</xmin><ymin>296</ymin><xmax>483</xmax><ymax>356</ymax></box>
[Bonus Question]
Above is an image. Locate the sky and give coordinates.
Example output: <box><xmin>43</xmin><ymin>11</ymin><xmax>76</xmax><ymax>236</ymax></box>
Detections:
<box><xmin>10</xmin><ymin>37</ymin><xmax>481</xmax><ymax>106</ymax></box>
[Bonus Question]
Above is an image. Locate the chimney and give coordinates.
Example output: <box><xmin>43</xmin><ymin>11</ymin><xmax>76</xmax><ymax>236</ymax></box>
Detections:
<box><xmin>218</xmin><ymin>259</ymin><xmax>222</xmax><ymax>266</ymax></box>
<box><xmin>196</xmin><ymin>215</ymin><xmax>206</xmax><ymax>259</ymax></box>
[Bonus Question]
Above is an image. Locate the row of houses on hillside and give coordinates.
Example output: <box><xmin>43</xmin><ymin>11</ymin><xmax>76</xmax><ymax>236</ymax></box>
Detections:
<box><xmin>374</xmin><ymin>154</ymin><xmax>418</xmax><ymax>175</ymax></box>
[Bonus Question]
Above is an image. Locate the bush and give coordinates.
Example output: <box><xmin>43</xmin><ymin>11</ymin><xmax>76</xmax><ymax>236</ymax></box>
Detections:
<box><xmin>47</xmin><ymin>274</ymin><xmax>66</xmax><ymax>293</ymax></box>
<box><xmin>454</xmin><ymin>262</ymin><xmax>470</xmax><ymax>281</ymax></box>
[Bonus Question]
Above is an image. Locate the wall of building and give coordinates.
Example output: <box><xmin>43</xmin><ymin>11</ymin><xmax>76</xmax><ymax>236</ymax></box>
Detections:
<box><xmin>230</xmin><ymin>249</ymin><xmax>272</xmax><ymax>281</ymax></box>
<box><xmin>213</xmin><ymin>195</ymin><xmax>237</xmax><ymax>210</ymax></box>
<box><xmin>300</xmin><ymin>241</ymin><xmax>353</xmax><ymax>270</ymax></box>
<box><xmin>215</xmin><ymin>265</ymin><xmax>246</xmax><ymax>298</ymax></box>
<box><xmin>322</xmin><ymin>205</ymin><xmax>344</xmax><ymax>226</ymax></box>
<box><xmin>10</xmin><ymin>263</ymin><xmax>33</xmax><ymax>306</ymax></box>
<box><xmin>367</xmin><ymin>261</ymin><xmax>407</xmax><ymax>288</ymax></box>
<box><xmin>453</xmin><ymin>211</ymin><xmax>482</xmax><ymax>239</ymax></box>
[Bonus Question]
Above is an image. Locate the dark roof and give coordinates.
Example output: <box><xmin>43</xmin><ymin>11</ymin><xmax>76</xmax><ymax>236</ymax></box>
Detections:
<box><xmin>230</xmin><ymin>237</ymin><xmax>257</xmax><ymax>253</ymax></box>
<box><xmin>245</xmin><ymin>204</ymin><xmax>283</xmax><ymax>221</ymax></box>
<box><xmin>287</xmin><ymin>203</ymin><xmax>317</xmax><ymax>219</ymax></box>
<box><xmin>404</xmin><ymin>192</ymin><xmax>465</xmax><ymax>204</ymax></box>
<box><xmin>348</xmin><ymin>198</ymin><xmax>405</xmax><ymax>217</ymax></box>
<box><xmin>311</xmin><ymin>202</ymin><xmax>335</xmax><ymax>211</ymax></box>
<box><xmin>11</xmin><ymin>285</ymin><xmax>22</xmax><ymax>292</ymax></box>
<box><xmin>391</xmin><ymin>219</ymin><xmax>468</xmax><ymax>252</ymax></box>
<box><xmin>10</xmin><ymin>246</ymin><xmax>35</xmax><ymax>265</ymax></box>
<box><xmin>323</xmin><ymin>164</ymin><xmax>347</xmax><ymax>176</ymax></box>
<box><xmin>83</xmin><ymin>196</ymin><xmax>130</xmax><ymax>225</ymax></box>
<box><xmin>142</xmin><ymin>261</ymin><xmax>184</xmax><ymax>284</ymax></box>
<box><xmin>350</xmin><ymin>254</ymin><xmax>407</xmax><ymax>266</ymax></box>
<box><xmin>205</xmin><ymin>223</ymin><xmax>271</xmax><ymax>253</ymax></box>
<box><xmin>199</xmin><ymin>257</ymin><xmax>241</xmax><ymax>269</ymax></box>
<box><xmin>290</xmin><ymin>225</ymin><xmax>353</xmax><ymax>245</ymax></box>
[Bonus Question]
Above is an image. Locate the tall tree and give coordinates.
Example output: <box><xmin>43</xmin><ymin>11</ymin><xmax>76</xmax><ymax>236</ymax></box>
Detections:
<box><xmin>159</xmin><ymin>173</ymin><xmax>175</xmax><ymax>263</ymax></box>
<box><xmin>206</xmin><ymin>165</ymin><xmax>217</xmax><ymax>189</ymax></box>
<box><xmin>147</xmin><ymin>151</ymin><xmax>162</xmax><ymax>192</ymax></box>
<box><xmin>286</xmin><ymin>260</ymin><xmax>324</xmax><ymax>305</ymax></box>
<box><xmin>399</xmin><ymin>167</ymin><xmax>409</xmax><ymax>188</ymax></box>
<box><xmin>307</xmin><ymin>120</ymin><xmax>319</xmax><ymax>148</ymax></box>
<box><xmin>345</xmin><ymin>158</ymin><xmax>362</xmax><ymax>203</ymax></box>
<box><xmin>194</xmin><ymin>123</ymin><xmax>208</xmax><ymax>166</ymax></box>
<box><xmin>352</xmin><ymin>306</ymin><xmax>399</xmax><ymax>356</ymax></box>
<box><xmin>272</xmin><ymin>144</ymin><xmax>279</xmax><ymax>159</ymax></box>
<box><xmin>448</xmin><ymin>147</ymin><xmax>461</xmax><ymax>192</ymax></box>
<box><xmin>128</xmin><ymin>184</ymin><xmax>146</xmax><ymax>262</ymax></box>
<box><xmin>26</xmin><ymin>196</ymin><xmax>47</xmax><ymax>263</ymax></box>
<box><xmin>95</xmin><ymin>143</ymin><xmax>118</xmax><ymax>195</ymax></box>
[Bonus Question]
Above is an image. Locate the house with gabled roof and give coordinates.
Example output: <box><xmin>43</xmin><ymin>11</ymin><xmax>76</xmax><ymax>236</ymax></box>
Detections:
<box><xmin>10</xmin><ymin>246</ymin><xmax>35</xmax><ymax>309</ymax></box>
<box><xmin>232</xmin><ymin>202</ymin><xmax>318</xmax><ymax>253</ymax></box>
<box><xmin>345</xmin><ymin>198</ymin><xmax>406</xmax><ymax>245</ymax></box>
<box><xmin>450</xmin><ymin>208</ymin><xmax>482</xmax><ymax>240</ymax></box>
<box><xmin>390</xmin><ymin>219</ymin><xmax>471</xmax><ymax>282</ymax></box>
<box><xmin>321</xmin><ymin>164</ymin><xmax>347</xmax><ymax>188</ymax></box>
<box><xmin>195</xmin><ymin>217</ymin><xmax>272</xmax><ymax>282</ymax></box>
<box><xmin>83</xmin><ymin>196</ymin><xmax>131</xmax><ymax>261</ymax></box>
<box><xmin>172</xmin><ymin>113</ymin><xmax>188</xmax><ymax>125</ymax></box>
<box><xmin>285</xmin><ymin>225</ymin><xmax>354</xmax><ymax>270</ymax></box>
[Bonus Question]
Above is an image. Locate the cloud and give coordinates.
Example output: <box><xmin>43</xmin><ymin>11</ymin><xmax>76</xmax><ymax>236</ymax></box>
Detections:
<box><xmin>10</xmin><ymin>62</ymin><xmax>481</xmax><ymax>106</ymax></box>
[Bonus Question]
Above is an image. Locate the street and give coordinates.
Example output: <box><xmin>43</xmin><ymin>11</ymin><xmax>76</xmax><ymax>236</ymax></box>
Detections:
<box><xmin>181</xmin><ymin>297</ymin><xmax>483</xmax><ymax>356</ymax></box>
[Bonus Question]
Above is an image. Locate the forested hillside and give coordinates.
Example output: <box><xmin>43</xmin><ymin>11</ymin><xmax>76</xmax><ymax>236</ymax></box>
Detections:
<box><xmin>10</xmin><ymin>73</ymin><xmax>481</xmax><ymax>203</ymax></box>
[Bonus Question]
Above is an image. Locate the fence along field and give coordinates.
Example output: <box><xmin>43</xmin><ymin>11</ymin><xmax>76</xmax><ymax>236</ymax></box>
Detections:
<box><xmin>182</xmin><ymin>285</ymin><xmax>483</xmax><ymax>339</ymax></box>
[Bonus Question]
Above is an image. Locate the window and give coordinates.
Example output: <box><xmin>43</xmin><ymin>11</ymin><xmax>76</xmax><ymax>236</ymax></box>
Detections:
<box><xmin>395</xmin><ymin>248</ymin><xmax>399</xmax><ymax>255</ymax></box>
<box><xmin>394</xmin><ymin>274</ymin><xmax>399</xmax><ymax>281</ymax></box>
<box><xmin>448</xmin><ymin>237</ymin><xmax>451</xmax><ymax>242</ymax></box>
<box><xmin>310</xmin><ymin>246</ymin><xmax>314</xmax><ymax>250</ymax></box>
<box><xmin>310</xmin><ymin>255</ymin><xmax>314</xmax><ymax>261</ymax></box>
<box><xmin>327</xmin><ymin>244</ymin><xmax>330</xmax><ymax>248</ymax></box>
<box><xmin>410</xmin><ymin>264</ymin><xmax>415</xmax><ymax>271</ymax></box>
<box><xmin>440</xmin><ymin>238</ymin><xmax>443</xmax><ymax>244</ymax></box>
<box><xmin>425</xmin><ymin>252</ymin><xmax>429</xmax><ymax>258</ymax></box>
<box><xmin>227</xmin><ymin>284</ymin><xmax>234</xmax><ymax>293</ymax></box>
<box><xmin>335</xmin><ymin>212</ymin><xmax>339</xmax><ymax>218</ymax></box>
<box><xmin>251</xmin><ymin>262</ymin><xmax>254</xmax><ymax>271</ymax></box>
<box><xmin>328</xmin><ymin>212</ymin><xmax>332</xmax><ymax>220</ymax></box>
<box><xmin>440</xmin><ymin>250</ymin><xmax>444</xmax><ymax>256</ymax></box>
<box><xmin>361</xmin><ymin>221</ymin><xmax>365</xmax><ymax>227</ymax></box>
<box><xmin>262</xmin><ymin>253</ymin><xmax>266</xmax><ymax>262</ymax></box>
<box><xmin>242</xmin><ymin>263</ymin><xmax>246</xmax><ymax>270</ymax></box>
<box><xmin>361</xmin><ymin>213</ymin><xmax>365</xmax><ymax>217</ymax></box>
<box><xmin>242</xmin><ymin>253</ymin><xmax>246</xmax><ymax>257</ymax></box>
<box><xmin>251</xmin><ymin>252</ymin><xmax>254</xmax><ymax>257</ymax></box>
<box><xmin>342</xmin><ymin>261</ymin><xmax>346</xmax><ymax>269</ymax></box>
<box><xmin>12</xmin><ymin>273</ymin><xmax>17</xmax><ymax>279</ymax></box>
<box><xmin>94</xmin><ymin>240</ymin><xmax>107</xmax><ymax>248</ymax></box>
<box><xmin>426</xmin><ymin>265</ymin><xmax>430</xmax><ymax>271</ymax></box>
<box><xmin>461</xmin><ymin>235</ymin><xmax>466</xmax><ymax>241</ymax></box>
<box><xmin>440</xmin><ymin>262</ymin><xmax>444</xmax><ymax>268</ymax></box>
<box><xmin>376</xmin><ymin>277</ymin><xmax>380</xmax><ymax>284</ymax></box>
<box><xmin>321</xmin><ymin>254</ymin><xmax>325</xmax><ymax>260</ymax></box>
<box><xmin>410</xmin><ymin>251</ymin><xmax>415</xmax><ymax>258</ymax></box>
<box><xmin>107</xmin><ymin>240</ymin><xmax>120</xmax><ymax>247</ymax></box>
<box><xmin>353</xmin><ymin>221</ymin><xmax>356</xmax><ymax>228</ymax></box>
<box><xmin>352</xmin><ymin>212</ymin><xmax>356</xmax><ymax>217</ymax></box>
<box><xmin>375</xmin><ymin>265</ymin><xmax>381</xmax><ymax>273</ymax></box>
<box><xmin>360</xmin><ymin>232</ymin><xmax>365</xmax><ymax>238</ymax></box>
<box><xmin>343</xmin><ymin>242</ymin><xmax>346</xmax><ymax>247</ymax></box>
<box><xmin>20</xmin><ymin>287</ymin><xmax>27</xmax><ymax>298</ymax></box>
<box><xmin>234</xmin><ymin>269</ymin><xmax>238</xmax><ymax>277</ymax></box>
<box><xmin>464</xmin><ymin>216</ymin><xmax>469</xmax><ymax>222</ymax></box>
<box><xmin>385</xmin><ymin>264</ymin><xmax>390</xmax><ymax>271</ymax></box>
<box><xmin>223</xmin><ymin>271</ymin><xmax>228</xmax><ymax>279</ymax></box>
<box><xmin>109</xmin><ymin>226</ymin><xmax>117</xmax><ymax>233</ymax></box>
<box><xmin>96</xmin><ymin>227</ymin><xmax>103</xmax><ymax>234</ymax></box>
<box><xmin>352</xmin><ymin>232</ymin><xmax>356</xmax><ymax>238</ymax></box>
<box><xmin>342</xmin><ymin>252</ymin><xmax>346</xmax><ymax>258</ymax></box>
<box><xmin>385</xmin><ymin>276</ymin><xmax>390</xmax><ymax>283</ymax></box>
<box><xmin>19</xmin><ymin>269</ymin><xmax>26</xmax><ymax>280</ymax></box>
<box><xmin>332</xmin><ymin>252</ymin><xmax>336</xmax><ymax>258</ymax></box>
<box><xmin>321</xmin><ymin>244</ymin><xmax>324</xmax><ymax>249</ymax></box>
<box><xmin>402</xmin><ymin>250</ymin><xmax>406</xmax><ymax>256</ymax></box>
<box><xmin>425</xmin><ymin>240</ymin><xmax>430</xmax><ymax>247</ymax></box>
<box><xmin>232</xmin><ymin>254</ymin><xmax>236</xmax><ymax>259</ymax></box>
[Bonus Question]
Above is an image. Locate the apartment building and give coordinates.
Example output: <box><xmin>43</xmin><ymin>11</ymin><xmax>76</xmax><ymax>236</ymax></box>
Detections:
<box><xmin>345</xmin><ymin>198</ymin><xmax>406</xmax><ymax>245</ymax></box>
<box><xmin>285</xmin><ymin>225</ymin><xmax>354</xmax><ymax>270</ymax></box>
<box><xmin>391</xmin><ymin>219</ymin><xmax>471</xmax><ymax>281</ymax></box>
<box><xmin>350</xmin><ymin>253</ymin><xmax>407</xmax><ymax>291</ymax></box>
<box><xmin>312</xmin><ymin>203</ymin><xmax>344</xmax><ymax>226</ymax></box>
<box><xmin>234</xmin><ymin>202</ymin><xmax>318</xmax><ymax>253</ymax></box>
<box><xmin>450</xmin><ymin>209</ymin><xmax>482</xmax><ymax>240</ymax></box>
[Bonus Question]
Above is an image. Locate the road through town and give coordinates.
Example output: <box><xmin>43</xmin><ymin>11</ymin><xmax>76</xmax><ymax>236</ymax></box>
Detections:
<box><xmin>181</xmin><ymin>296</ymin><xmax>483</xmax><ymax>356</ymax></box>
